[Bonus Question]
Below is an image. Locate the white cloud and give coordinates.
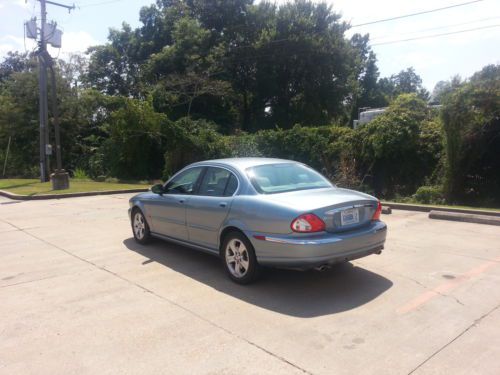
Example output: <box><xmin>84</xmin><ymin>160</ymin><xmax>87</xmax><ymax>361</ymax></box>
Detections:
<box><xmin>49</xmin><ymin>31</ymin><xmax>100</xmax><ymax>57</ymax></box>
<box><xmin>9</xmin><ymin>0</ymin><xmax>30</xmax><ymax>9</ymax></box>
<box><xmin>0</xmin><ymin>30</ymin><xmax>101</xmax><ymax>60</ymax></box>
<box><xmin>6</xmin><ymin>0</ymin><xmax>30</xmax><ymax>9</ymax></box>
<box><xmin>0</xmin><ymin>43</ymin><xmax>16</xmax><ymax>57</ymax></box>
<box><xmin>0</xmin><ymin>35</ymin><xmax>36</xmax><ymax>57</ymax></box>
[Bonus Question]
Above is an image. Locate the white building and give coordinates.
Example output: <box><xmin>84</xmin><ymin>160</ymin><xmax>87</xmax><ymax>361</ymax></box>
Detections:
<box><xmin>353</xmin><ymin>108</ymin><xmax>387</xmax><ymax>129</ymax></box>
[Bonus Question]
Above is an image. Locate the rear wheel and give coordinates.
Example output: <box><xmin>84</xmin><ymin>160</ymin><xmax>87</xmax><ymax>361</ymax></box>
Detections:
<box><xmin>221</xmin><ymin>231</ymin><xmax>260</xmax><ymax>284</ymax></box>
<box><xmin>132</xmin><ymin>208</ymin><xmax>151</xmax><ymax>244</ymax></box>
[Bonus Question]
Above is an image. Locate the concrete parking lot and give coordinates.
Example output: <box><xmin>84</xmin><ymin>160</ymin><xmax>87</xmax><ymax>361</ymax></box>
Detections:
<box><xmin>1</xmin><ymin>194</ymin><xmax>499</xmax><ymax>375</ymax></box>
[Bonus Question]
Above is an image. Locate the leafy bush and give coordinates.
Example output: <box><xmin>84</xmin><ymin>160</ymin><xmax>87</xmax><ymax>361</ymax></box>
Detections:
<box><xmin>254</xmin><ymin>125</ymin><xmax>332</xmax><ymax>171</ymax></box>
<box><xmin>224</xmin><ymin>133</ymin><xmax>262</xmax><ymax>158</ymax></box>
<box><xmin>413</xmin><ymin>185</ymin><xmax>445</xmax><ymax>205</ymax></box>
<box><xmin>163</xmin><ymin>118</ymin><xmax>230</xmax><ymax>179</ymax></box>
<box><xmin>357</xmin><ymin>93</ymin><xmax>439</xmax><ymax>198</ymax></box>
<box><xmin>73</xmin><ymin>168</ymin><xmax>90</xmax><ymax>180</ymax></box>
<box><xmin>103</xmin><ymin>98</ymin><xmax>172</xmax><ymax>180</ymax></box>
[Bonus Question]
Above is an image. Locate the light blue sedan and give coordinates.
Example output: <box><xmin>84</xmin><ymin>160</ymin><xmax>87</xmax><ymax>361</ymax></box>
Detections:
<box><xmin>129</xmin><ymin>158</ymin><xmax>387</xmax><ymax>284</ymax></box>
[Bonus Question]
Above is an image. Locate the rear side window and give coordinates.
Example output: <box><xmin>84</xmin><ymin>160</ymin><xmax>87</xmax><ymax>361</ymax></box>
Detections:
<box><xmin>198</xmin><ymin>167</ymin><xmax>238</xmax><ymax>197</ymax></box>
<box><xmin>247</xmin><ymin>163</ymin><xmax>331</xmax><ymax>194</ymax></box>
<box><xmin>224</xmin><ymin>174</ymin><xmax>238</xmax><ymax>196</ymax></box>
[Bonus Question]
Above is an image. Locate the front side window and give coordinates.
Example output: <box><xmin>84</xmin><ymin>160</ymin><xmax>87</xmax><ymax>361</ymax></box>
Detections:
<box><xmin>164</xmin><ymin>167</ymin><xmax>204</xmax><ymax>195</ymax></box>
<box><xmin>247</xmin><ymin>163</ymin><xmax>331</xmax><ymax>194</ymax></box>
<box><xmin>198</xmin><ymin>167</ymin><xmax>238</xmax><ymax>197</ymax></box>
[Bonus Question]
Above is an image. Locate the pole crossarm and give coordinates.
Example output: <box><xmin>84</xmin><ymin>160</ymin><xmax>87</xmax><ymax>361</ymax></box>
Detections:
<box><xmin>38</xmin><ymin>0</ymin><xmax>75</xmax><ymax>12</ymax></box>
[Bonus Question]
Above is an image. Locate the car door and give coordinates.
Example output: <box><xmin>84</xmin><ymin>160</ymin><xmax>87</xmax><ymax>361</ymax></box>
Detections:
<box><xmin>145</xmin><ymin>166</ymin><xmax>204</xmax><ymax>241</ymax></box>
<box><xmin>186</xmin><ymin>167</ymin><xmax>239</xmax><ymax>250</ymax></box>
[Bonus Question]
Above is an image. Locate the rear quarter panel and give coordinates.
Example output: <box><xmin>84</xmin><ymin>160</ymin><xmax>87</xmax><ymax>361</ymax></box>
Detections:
<box><xmin>225</xmin><ymin>196</ymin><xmax>299</xmax><ymax>235</ymax></box>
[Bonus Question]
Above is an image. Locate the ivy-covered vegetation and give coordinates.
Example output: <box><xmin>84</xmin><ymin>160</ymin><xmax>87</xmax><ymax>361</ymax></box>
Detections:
<box><xmin>0</xmin><ymin>0</ymin><xmax>499</xmax><ymax>207</ymax></box>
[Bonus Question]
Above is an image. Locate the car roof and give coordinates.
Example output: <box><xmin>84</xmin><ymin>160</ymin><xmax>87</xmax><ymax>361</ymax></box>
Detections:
<box><xmin>190</xmin><ymin>157</ymin><xmax>295</xmax><ymax>172</ymax></box>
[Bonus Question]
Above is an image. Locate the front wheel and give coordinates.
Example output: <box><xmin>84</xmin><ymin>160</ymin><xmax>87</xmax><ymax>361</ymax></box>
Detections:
<box><xmin>221</xmin><ymin>232</ymin><xmax>260</xmax><ymax>284</ymax></box>
<box><xmin>131</xmin><ymin>208</ymin><xmax>151</xmax><ymax>244</ymax></box>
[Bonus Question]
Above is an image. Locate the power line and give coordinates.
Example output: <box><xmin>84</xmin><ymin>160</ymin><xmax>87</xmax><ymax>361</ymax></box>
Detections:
<box><xmin>351</xmin><ymin>0</ymin><xmax>485</xmax><ymax>28</ymax></box>
<box><xmin>370</xmin><ymin>16</ymin><xmax>500</xmax><ymax>41</ymax></box>
<box><xmin>371</xmin><ymin>24</ymin><xmax>500</xmax><ymax>46</ymax></box>
<box><xmin>78</xmin><ymin>0</ymin><xmax>127</xmax><ymax>8</ymax></box>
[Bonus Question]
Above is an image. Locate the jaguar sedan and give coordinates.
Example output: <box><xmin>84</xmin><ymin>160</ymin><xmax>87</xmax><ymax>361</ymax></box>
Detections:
<box><xmin>129</xmin><ymin>158</ymin><xmax>387</xmax><ymax>284</ymax></box>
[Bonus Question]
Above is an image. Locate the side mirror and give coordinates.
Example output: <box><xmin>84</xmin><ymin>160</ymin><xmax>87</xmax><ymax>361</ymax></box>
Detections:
<box><xmin>151</xmin><ymin>183</ymin><xmax>164</xmax><ymax>195</ymax></box>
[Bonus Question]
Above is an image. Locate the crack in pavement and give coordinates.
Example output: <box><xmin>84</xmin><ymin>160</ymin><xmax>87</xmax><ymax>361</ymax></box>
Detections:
<box><xmin>0</xmin><ymin>274</ymin><xmax>64</xmax><ymax>289</ymax></box>
<box><xmin>440</xmin><ymin>251</ymin><xmax>500</xmax><ymax>264</ymax></box>
<box><xmin>0</xmin><ymin>218</ymin><xmax>312</xmax><ymax>375</ymax></box>
<box><xmin>407</xmin><ymin>302</ymin><xmax>500</xmax><ymax>374</ymax></box>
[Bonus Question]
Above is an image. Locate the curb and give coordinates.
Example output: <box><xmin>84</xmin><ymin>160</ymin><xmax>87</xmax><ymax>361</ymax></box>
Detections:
<box><xmin>381</xmin><ymin>206</ymin><xmax>392</xmax><ymax>214</ymax></box>
<box><xmin>429</xmin><ymin>210</ymin><xmax>500</xmax><ymax>226</ymax></box>
<box><xmin>381</xmin><ymin>202</ymin><xmax>500</xmax><ymax>217</ymax></box>
<box><xmin>0</xmin><ymin>188</ymin><xmax>148</xmax><ymax>201</ymax></box>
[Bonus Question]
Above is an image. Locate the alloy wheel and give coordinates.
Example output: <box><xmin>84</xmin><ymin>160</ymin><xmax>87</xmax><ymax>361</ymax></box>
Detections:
<box><xmin>225</xmin><ymin>239</ymin><xmax>250</xmax><ymax>278</ymax></box>
<box><xmin>133</xmin><ymin>212</ymin><xmax>146</xmax><ymax>240</ymax></box>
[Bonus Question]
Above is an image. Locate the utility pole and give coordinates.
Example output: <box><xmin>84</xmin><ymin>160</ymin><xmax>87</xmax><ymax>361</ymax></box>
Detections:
<box><xmin>34</xmin><ymin>0</ymin><xmax>74</xmax><ymax>186</ymax></box>
<box><xmin>38</xmin><ymin>0</ymin><xmax>48</xmax><ymax>182</ymax></box>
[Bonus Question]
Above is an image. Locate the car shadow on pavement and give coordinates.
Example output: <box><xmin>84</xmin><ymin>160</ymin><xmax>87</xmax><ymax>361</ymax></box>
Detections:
<box><xmin>123</xmin><ymin>238</ymin><xmax>393</xmax><ymax>318</ymax></box>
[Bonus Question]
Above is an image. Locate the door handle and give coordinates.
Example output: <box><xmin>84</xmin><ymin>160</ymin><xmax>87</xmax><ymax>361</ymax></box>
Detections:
<box><xmin>219</xmin><ymin>202</ymin><xmax>227</xmax><ymax>208</ymax></box>
<box><xmin>178</xmin><ymin>199</ymin><xmax>185</xmax><ymax>204</ymax></box>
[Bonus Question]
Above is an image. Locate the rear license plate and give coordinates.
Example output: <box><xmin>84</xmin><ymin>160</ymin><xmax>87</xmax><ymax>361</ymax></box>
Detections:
<box><xmin>341</xmin><ymin>208</ymin><xmax>359</xmax><ymax>226</ymax></box>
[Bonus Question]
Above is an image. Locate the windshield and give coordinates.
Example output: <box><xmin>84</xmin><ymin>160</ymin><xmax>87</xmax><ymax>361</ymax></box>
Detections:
<box><xmin>247</xmin><ymin>163</ymin><xmax>332</xmax><ymax>194</ymax></box>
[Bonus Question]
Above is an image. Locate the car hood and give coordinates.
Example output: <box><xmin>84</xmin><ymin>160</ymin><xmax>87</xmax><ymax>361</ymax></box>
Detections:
<box><xmin>130</xmin><ymin>191</ymin><xmax>153</xmax><ymax>201</ymax></box>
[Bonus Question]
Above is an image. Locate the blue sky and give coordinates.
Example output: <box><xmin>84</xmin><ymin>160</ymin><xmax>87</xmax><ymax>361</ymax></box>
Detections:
<box><xmin>1</xmin><ymin>0</ymin><xmax>499</xmax><ymax>90</ymax></box>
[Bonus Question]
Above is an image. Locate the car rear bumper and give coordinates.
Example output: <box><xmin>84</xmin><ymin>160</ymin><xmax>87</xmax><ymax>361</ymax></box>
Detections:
<box><xmin>249</xmin><ymin>221</ymin><xmax>387</xmax><ymax>269</ymax></box>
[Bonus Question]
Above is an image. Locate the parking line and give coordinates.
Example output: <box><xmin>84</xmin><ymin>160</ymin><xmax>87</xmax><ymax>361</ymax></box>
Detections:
<box><xmin>397</xmin><ymin>255</ymin><xmax>500</xmax><ymax>314</ymax></box>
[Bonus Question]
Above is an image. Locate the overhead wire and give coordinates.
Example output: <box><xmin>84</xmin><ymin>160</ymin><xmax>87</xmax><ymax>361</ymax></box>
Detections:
<box><xmin>75</xmin><ymin>0</ymin><xmax>491</xmax><ymax>57</ymax></box>
<box><xmin>371</xmin><ymin>24</ymin><xmax>500</xmax><ymax>46</ymax></box>
<box><xmin>77</xmin><ymin>0</ymin><xmax>128</xmax><ymax>9</ymax></box>
<box><xmin>60</xmin><ymin>0</ymin><xmax>495</xmax><ymax>78</ymax></box>
<box><xmin>351</xmin><ymin>0</ymin><xmax>485</xmax><ymax>27</ymax></box>
<box><xmin>370</xmin><ymin>16</ymin><xmax>500</xmax><ymax>41</ymax></box>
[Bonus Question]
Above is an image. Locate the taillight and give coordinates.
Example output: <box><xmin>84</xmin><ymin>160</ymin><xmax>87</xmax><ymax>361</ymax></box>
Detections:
<box><xmin>372</xmin><ymin>201</ymin><xmax>382</xmax><ymax>221</ymax></box>
<box><xmin>291</xmin><ymin>213</ymin><xmax>325</xmax><ymax>233</ymax></box>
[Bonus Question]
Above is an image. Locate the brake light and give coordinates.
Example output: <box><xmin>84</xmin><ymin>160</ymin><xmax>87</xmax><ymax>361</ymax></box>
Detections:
<box><xmin>291</xmin><ymin>213</ymin><xmax>325</xmax><ymax>233</ymax></box>
<box><xmin>372</xmin><ymin>201</ymin><xmax>382</xmax><ymax>221</ymax></box>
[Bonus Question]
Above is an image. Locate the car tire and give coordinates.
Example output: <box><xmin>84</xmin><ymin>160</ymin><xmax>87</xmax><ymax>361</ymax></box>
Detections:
<box><xmin>131</xmin><ymin>208</ymin><xmax>151</xmax><ymax>245</ymax></box>
<box><xmin>221</xmin><ymin>231</ymin><xmax>260</xmax><ymax>284</ymax></box>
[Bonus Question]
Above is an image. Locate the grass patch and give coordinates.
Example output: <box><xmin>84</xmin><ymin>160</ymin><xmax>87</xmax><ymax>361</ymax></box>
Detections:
<box><xmin>0</xmin><ymin>178</ymin><xmax>149</xmax><ymax>196</ymax></box>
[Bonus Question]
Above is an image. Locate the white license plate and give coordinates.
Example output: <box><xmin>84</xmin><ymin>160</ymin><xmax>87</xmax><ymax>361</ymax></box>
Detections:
<box><xmin>341</xmin><ymin>208</ymin><xmax>359</xmax><ymax>226</ymax></box>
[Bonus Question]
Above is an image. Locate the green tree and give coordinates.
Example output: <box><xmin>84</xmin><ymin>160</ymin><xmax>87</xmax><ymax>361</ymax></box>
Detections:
<box><xmin>250</xmin><ymin>0</ymin><xmax>354</xmax><ymax>128</ymax></box>
<box><xmin>147</xmin><ymin>16</ymin><xmax>236</xmax><ymax>127</ymax></box>
<box><xmin>348</xmin><ymin>34</ymin><xmax>387</xmax><ymax>123</ymax></box>
<box><xmin>379</xmin><ymin>67</ymin><xmax>430</xmax><ymax>102</ymax></box>
<box><xmin>441</xmin><ymin>64</ymin><xmax>500</xmax><ymax>205</ymax></box>
<box><xmin>86</xmin><ymin>23</ymin><xmax>142</xmax><ymax>97</ymax></box>
<box><xmin>0</xmin><ymin>54</ymin><xmax>84</xmax><ymax>177</ymax></box>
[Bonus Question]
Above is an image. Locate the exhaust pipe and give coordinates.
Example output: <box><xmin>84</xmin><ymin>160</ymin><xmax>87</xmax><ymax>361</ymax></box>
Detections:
<box><xmin>314</xmin><ymin>264</ymin><xmax>331</xmax><ymax>272</ymax></box>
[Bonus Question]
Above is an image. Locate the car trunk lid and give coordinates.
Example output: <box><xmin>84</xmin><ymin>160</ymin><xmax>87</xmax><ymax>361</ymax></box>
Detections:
<box><xmin>264</xmin><ymin>187</ymin><xmax>378</xmax><ymax>233</ymax></box>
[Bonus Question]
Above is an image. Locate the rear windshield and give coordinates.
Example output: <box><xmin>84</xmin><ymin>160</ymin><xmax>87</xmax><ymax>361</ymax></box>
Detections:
<box><xmin>246</xmin><ymin>163</ymin><xmax>332</xmax><ymax>194</ymax></box>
